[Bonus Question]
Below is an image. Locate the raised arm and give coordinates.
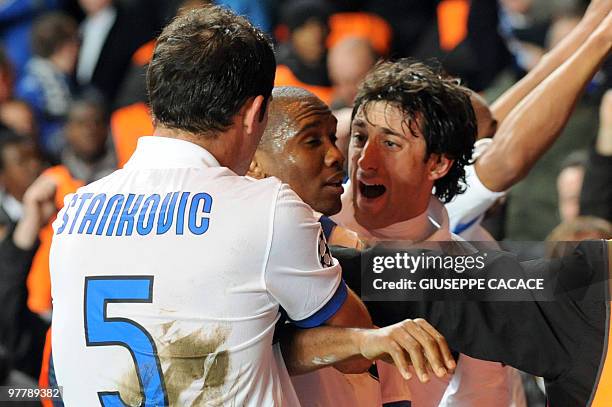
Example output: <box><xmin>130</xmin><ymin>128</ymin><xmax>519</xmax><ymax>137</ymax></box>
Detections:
<box><xmin>490</xmin><ymin>0</ymin><xmax>612</xmax><ymax>123</ymax></box>
<box><xmin>477</xmin><ymin>10</ymin><xmax>612</xmax><ymax>192</ymax></box>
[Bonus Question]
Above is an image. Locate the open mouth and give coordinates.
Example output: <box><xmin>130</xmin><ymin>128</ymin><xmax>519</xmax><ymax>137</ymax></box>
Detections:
<box><xmin>359</xmin><ymin>182</ymin><xmax>386</xmax><ymax>199</ymax></box>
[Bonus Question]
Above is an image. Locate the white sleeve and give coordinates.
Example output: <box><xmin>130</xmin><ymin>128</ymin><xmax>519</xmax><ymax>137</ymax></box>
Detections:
<box><xmin>264</xmin><ymin>184</ymin><xmax>346</xmax><ymax>328</ymax></box>
<box><xmin>446</xmin><ymin>162</ymin><xmax>505</xmax><ymax>235</ymax></box>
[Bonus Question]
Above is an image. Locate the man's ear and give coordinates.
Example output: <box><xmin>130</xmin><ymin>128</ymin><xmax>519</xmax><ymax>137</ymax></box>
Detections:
<box><xmin>247</xmin><ymin>152</ymin><xmax>267</xmax><ymax>179</ymax></box>
<box><xmin>242</xmin><ymin>95</ymin><xmax>266</xmax><ymax>135</ymax></box>
<box><xmin>427</xmin><ymin>153</ymin><xmax>454</xmax><ymax>181</ymax></box>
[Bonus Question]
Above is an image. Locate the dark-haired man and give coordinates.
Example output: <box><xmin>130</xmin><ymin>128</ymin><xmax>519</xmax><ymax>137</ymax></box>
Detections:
<box><xmin>250</xmin><ymin>87</ymin><xmax>384</xmax><ymax>406</ymax></box>
<box><xmin>49</xmin><ymin>7</ymin><xmax>453</xmax><ymax>406</ymax></box>
<box><xmin>332</xmin><ymin>60</ymin><xmax>522</xmax><ymax>406</ymax></box>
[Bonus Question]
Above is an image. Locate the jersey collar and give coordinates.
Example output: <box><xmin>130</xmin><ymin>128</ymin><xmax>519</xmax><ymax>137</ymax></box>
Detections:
<box><xmin>124</xmin><ymin>136</ymin><xmax>222</xmax><ymax>170</ymax></box>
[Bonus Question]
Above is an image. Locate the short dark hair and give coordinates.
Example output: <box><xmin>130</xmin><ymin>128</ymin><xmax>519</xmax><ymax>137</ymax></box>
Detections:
<box><xmin>31</xmin><ymin>12</ymin><xmax>78</xmax><ymax>58</ymax></box>
<box><xmin>147</xmin><ymin>5</ymin><xmax>276</xmax><ymax>136</ymax></box>
<box><xmin>352</xmin><ymin>60</ymin><xmax>476</xmax><ymax>203</ymax></box>
<box><xmin>259</xmin><ymin>86</ymin><xmax>324</xmax><ymax>153</ymax></box>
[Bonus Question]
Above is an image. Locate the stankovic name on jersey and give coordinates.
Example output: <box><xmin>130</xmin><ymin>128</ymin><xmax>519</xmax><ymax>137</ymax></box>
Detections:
<box><xmin>55</xmin><ymin>191</ymin><xmax>213</xmax><ymax>237</ymax></box>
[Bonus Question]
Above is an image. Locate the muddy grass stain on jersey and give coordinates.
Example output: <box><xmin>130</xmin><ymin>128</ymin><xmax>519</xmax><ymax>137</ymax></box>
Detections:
<box><xmin>117</xmin><ymin>322</ymin><xmax>230</xmax><ymax>406</ymax></box>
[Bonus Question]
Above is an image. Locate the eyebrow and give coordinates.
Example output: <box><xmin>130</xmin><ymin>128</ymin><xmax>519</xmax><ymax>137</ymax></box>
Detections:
<box><xmin>352</xmin><ymin>118</ymin><xmax>404</xmax><ymax>138</ymax></box>
<box><xmin>297</xmin><ymin>120</ymin><xmax>324</xmax><ymax>135</ymax></box>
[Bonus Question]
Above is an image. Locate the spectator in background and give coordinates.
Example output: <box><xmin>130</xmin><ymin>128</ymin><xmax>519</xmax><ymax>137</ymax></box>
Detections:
<box><xmin>556</xmin><ymin>150</ymin><xmax>587</xmax><ymax>223</ymax></box>
<box><xmin>0</xmin><ymin>0</ymin><xmax>60</xmax><ymax>80</ymax></box>
<box><xmin>580</xmin><ymin>88</ymin><xmax>612</xmax><ymax>221</ymax></box>
<box><xmin>0</xmin><ymin>100</ymin><xmax>36</xmax><ymax>141</ymax></box>
<box><xmin>0</xmin><ymin>133</ymin><xmax>50</xmax><ymax>380</ymax></box>
<box><xmin>327</xmin><ymin>37</ymin><xmax>377</xmax><ymax>110</ymax></box>
<box><xmin>26</xmin><ymin>95</ymin><xmax>117</xmax><ymax>316</ymax></box>
<box><xmin>0</xmin><ymin>48</ymin><xmax>37</xmax><ymax>141</ymax></box>
<box><xmin>76</xmin><ymin>0</ymin><xmax>156</xmax><ymax>106</ymax></box>
<box><xmin>0</xmin><ymin>167</ymin><xmax>55</xmax><ymax>383</ymax></box>
<box><xmin>61</xmin><ymin>96</ymin><xmax>116</xmax><ymax>183</ymax></box>
<box><xmin>15</xmin><ymin>12</ymin><xmax>79</xmax><ymax>163</ymax></box>
<box><xmin>275</xmin><ymin>0</ymin><xmax>333</xmax><ymax>105</ymax></box>
<box><xmin>0</xmin><ymin>133</ymin><xmax>43</xmax><ymax>233</ymax></box>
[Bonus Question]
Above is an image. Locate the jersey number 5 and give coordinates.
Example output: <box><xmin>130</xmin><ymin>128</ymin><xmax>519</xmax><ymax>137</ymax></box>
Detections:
<box><xmin>84</xmin><ymin>276</ymin><xmax>168</xmax><ymax>406</ymax></box>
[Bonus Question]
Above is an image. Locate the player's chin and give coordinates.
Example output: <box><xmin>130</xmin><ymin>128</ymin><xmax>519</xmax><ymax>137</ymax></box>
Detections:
<box><xmin>314</xmin><ymin>196</ymin><xmax>342</xmax><ymax>217</ymax></box>
<box><xmin>354</xmin><ymin>198</ymin><xmax>387</xmax><ymax>229</ymax></box>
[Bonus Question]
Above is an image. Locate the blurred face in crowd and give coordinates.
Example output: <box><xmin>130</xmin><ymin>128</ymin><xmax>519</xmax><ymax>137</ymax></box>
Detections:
<box><xmin>55</xmin><ymin>36</ymin><xmax>80</xmax><ymax>74</ymax></box>
<box><xmin>0</xmin><ymin>101</ymin><xmax>36</xmax><ymax>139</ymax></box>
<box><xmin>328</xmin><ymin>38</ymin><xmax>376</xmax><ymax>107</ymax></box>
<box><xmin>78</xmin><ymin>0</ymin><xmax>113</xmax><ymax>15</ymax></box>
<box><xmin>0</xmin><ymin>141</ymin><xmax>42</xmax><ymax>201</ymax></box>
<box><xmin>252</xmin><ymin>91</ymin><xmax>345</xmax><ymax>215</ymax></box>
<box><xmin>292</xmin><ymin>18</ymin><xmax>328</xmax><ymax>65</ymax></box>
<box><xmin>557</xmin><ymin>165</ymin><xmax>584</xmax><ymax>222</ymax></box>
<box><xmin>65</xmin><ymin>102</ymin><xmax>108</xmax><ymax>162</ymax></box>
<box><xmin>350</xmin><ymin>101</ymin><xmax>450</xmax><ymax>229</ymax></box>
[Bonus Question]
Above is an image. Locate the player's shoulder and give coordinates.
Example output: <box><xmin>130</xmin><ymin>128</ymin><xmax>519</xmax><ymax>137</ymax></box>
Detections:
<box><xmin>242</xmin><ymin>176</ymin><xmax>307</xmax><ymax>205</ymax></box>
<box><xmin>77</xmin><ymin>169</ymin><xmax>125</xmax><ymax>192</ymax></box>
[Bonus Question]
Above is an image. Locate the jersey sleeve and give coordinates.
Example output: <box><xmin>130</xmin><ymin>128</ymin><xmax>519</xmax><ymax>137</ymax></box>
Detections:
<box><xmin>264</xmin><ymin>184</ymin><xmax>347</xmax><ymax>328</ymax></box>
<box><xmin>446</xmin><ymin>162</ymin><xmax>505</xmax><ymax>235</ymax></box>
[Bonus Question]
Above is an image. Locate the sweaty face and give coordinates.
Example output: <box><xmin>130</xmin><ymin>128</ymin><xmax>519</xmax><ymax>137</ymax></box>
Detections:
<box><xmin>66</xmin><ymin>103</ymin><xmax>108</xmax><ymax>162</ymax></box>
<box><xmin>262</xmin><ymin>97</ymin><xmax>344</xmax><ymax>215</ymax></box>
<box><xmin>349</xmin><ymin>101</ymin><xmax>435</xmax><ymax>230</ymax></box>
<box><xmin>0</xmin><ymin>142</ymin><xmax>42</xmax><ymax>201</ymax></box>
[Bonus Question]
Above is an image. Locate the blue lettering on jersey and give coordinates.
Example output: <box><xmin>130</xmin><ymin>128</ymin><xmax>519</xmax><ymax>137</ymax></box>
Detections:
<box><xmin>68</xmin><ymin>193</ymin><xmax>93</xmax><ymax>234</ymax></box>
<box><xmin>137</xmin><ymin>194</ymin><xmax>160</xmax><ymax>236</ymax></box>
<box><xmin>157</xmin><ymin>192</ymin><xmax>179</xmax><ymax>235</ymax></box>
<box><xmin>116</xmin><ymin>194</ymin><xmax>145</xmax><ymax>236</ymax></box>
<box><xmin>56</xmin><ymin>194</ymin><xmax>79</xmax><ymax>235</ymax></box>
<box><xmin>188</xmin><ymin>193</ymin><xmax>213</xmax><ymax>235</ymax></box>
<box><xmin>98</xmin><ymin>194</ymin><xmax>125</xmax><ymax>236</ymax></box>
<box><xmin>78</xmin><ymin>194</ymin><xmax>107</xmax><ymax>234</ymax></box>
<box><xmin>175</xmin><ymin>192</ymin><xmax>190</xmax><ymax>235</ymax></box>
<box><xmin>55</xmin><ymin>191</ymin><xmax>213</xmax><ymax>237</ymax></box>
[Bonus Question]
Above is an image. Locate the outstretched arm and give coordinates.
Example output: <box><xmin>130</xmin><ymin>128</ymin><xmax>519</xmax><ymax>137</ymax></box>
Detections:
<box><xmin>477</xmin><ymin>10</ymin><xmax>612</xmax><ymax>192</ymax></box>
<box><xmin>490</xmin><ymin>0</ymin><xmax>611</xmax><ymax>123</ymax></box>
<box><xmin>280</xmin><ymin>318</ymin><xmax>456</xmax><ymax>382</ymax></box>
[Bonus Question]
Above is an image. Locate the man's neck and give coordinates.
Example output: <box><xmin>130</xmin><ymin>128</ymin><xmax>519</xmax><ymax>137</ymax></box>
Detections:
<box><xmin>152</xmin><ymin>125</ymin><xmax>241</xmax><ymax>173</ymax></box>
<box><xmin>371</xmin><ymin>203</ymin><xmax>435</xmax><ymax>242</ymax></box>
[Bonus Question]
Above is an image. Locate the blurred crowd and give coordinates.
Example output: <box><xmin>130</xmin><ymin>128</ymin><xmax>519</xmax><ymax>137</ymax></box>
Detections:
<box><xmin>0</xmin><ymin>0</ymin><xmax>611</xmax><ymax>399</ymax></box>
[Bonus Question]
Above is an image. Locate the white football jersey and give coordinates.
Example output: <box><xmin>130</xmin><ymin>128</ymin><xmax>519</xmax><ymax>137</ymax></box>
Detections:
<box><xmin>50</xmin><ymin>136</ymin><xmax>346</xmax><ymax>406</ymax></box>
<box><xmin>446</xmin><ymin>138</ymin><xmax>506</xmax><ymax>240</ymax></box>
